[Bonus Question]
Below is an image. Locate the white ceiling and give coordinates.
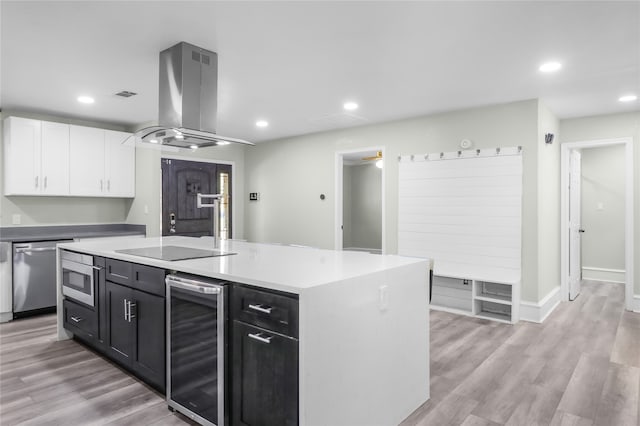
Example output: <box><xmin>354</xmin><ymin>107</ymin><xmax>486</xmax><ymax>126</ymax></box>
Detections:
<box><xmin>1</xmin><ymin>1</ymin><xmax>638</xmax><ymax>143</ymax></box>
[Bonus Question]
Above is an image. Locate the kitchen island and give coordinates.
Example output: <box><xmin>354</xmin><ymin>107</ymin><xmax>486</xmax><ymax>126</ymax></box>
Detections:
<box><xmin>57</xmin><ymin>236</ymin><xmax>430</xmax><ymax>426</ymax></box>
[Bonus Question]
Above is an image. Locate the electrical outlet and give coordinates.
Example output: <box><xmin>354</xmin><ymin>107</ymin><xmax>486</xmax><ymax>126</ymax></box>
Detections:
<box><xmin>379</xmin><ymin>285</ymin><xmax>389</xmax><ymax>311</ymax></box>
<box><xmin>12</xmin><ymin>214</ymin><xmax>21</xmax><ymax>225</ymax></box>
<box><xmin>249</xmin><ymin>192</ymin><xmax>259</xmax><ymax>201</ymax></box>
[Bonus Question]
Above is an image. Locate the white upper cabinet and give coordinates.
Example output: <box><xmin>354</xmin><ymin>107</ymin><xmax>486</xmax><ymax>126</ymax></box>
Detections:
<box><xmin>69</xmin><ymin>125</ymin><xmax>106</xmax><ymax>196</ymax></box>
<box><xmin>104</xmin><ymin>130</ymin><xmax>135</xmax><ymax>197</ymax></box>
<box><xmin>3</xmin><ymin>117</ymin><xmax>70</xmax><ymax>196</ymax></box>
<box><xmin>69</xmin><ymin>126</ymin><xmax>135</xmax><ymax>197</ymax></box>
<box><xmin>41</xmin><ymin>121</ymin><xmax>70</xmax><ymax>195</ymax></box>
<box><xmin>3</xmin><ymin>117</ymin><xmax>135</xmax><ymax>198</ymax></box>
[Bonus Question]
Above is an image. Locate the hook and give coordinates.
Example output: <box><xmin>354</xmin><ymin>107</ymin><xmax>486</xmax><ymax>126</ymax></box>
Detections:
<box><xmin>410</xmin><ymin>154</ymin><xmax>415</xmax><ymax>161</ymax></box>
<box><xmin>476</xmin><ymin>149</ymin><xmax>481</xmax><ymax>156</ymax></box>
<box><xmin>496</xmin><ymin>147</ymin><xmax>501</xmax><ymax>155</ymax></box>
<box><xmin>440</xmin><ymin>152</ymin><xmax>444</xmax><ymax>159</ymax></box>
<box><xmin>424</xmin><ymin>154</ymin><xmax>429</xmax><ymax>160</ymax></box>
<box><xmin>518</xmin><ymin>146</ymin><xmax>522</xmax><ymax>153</ymax></box>
<box><xmin>457</xmin><ymin>151</ymin><xmax>462</xmax><ymax>157</ymax></box>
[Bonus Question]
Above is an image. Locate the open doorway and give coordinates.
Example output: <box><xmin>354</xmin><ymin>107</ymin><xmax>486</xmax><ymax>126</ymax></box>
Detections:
<box><xmin>560</xmin><ymin>138</ymin><xmax>634</xmax><ymax>310</ymax></box>
<box><xmin>335</xmin><ymin>148</ymin><xmax>385</xmax><ymax>254</ymax></box>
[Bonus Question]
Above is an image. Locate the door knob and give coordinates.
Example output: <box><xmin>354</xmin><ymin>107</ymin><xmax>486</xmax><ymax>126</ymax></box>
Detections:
<box><xmin>579</xmin><ymin>229</ymin><xmax>585</xmax><ymax>233</ymax></box>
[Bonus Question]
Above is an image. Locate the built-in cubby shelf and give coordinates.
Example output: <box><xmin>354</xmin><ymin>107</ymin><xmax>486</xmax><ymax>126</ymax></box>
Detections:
<box><xmin>431</xmin><ymin>272</ymin><xmax>520</xmax><ymax>324</ymax></box>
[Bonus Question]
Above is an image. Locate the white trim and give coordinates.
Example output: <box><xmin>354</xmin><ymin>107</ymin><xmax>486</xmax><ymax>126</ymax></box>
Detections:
<box><xmin>582</xmin><ymin>266</ymin><xmax>626</xmax><ymax>284</ymax></box>
<box><xmin>634</xmin><ymin>295</ymin><xmax>640</xmax><ymax>313</ymax></box>
<box><xmin>560</xmin><ymin>137</ymin><xmax>634</xmax><ymax>311</ymax></box>
<box><xmin>0</xmin><ymin>312</ymin><xmax>12</xmax><ymax>323</ymax></box>
<box><xmin>334</xmin><ymin>147</ymin><xmax>386</xmax><ymax>254</ymax></box>
<box><xmin>520</xmin><ymin>286</ymin><xmax>561</xmax><ymax>323</ymax></box>
<box><xmin>160</xmin><ymin>155</ymin><xmax>237</xmax><ymax>239</ymax></box>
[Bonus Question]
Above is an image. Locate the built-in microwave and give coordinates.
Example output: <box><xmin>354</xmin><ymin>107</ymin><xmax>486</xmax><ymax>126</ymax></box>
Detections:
<box><xmin>61</xmin><ymin>250</ymin><xmax>98</xmax><ymax>307</ymax></box>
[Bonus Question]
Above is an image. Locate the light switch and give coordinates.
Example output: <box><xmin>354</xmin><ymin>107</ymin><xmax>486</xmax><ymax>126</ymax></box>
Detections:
<box><xmin>12</xmin><ymin>214</ymin><xmax>21</xmax><ymax>225</ymax></box>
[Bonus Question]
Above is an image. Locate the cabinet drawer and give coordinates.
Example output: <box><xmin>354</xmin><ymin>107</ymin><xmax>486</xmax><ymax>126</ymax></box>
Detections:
<box><xmin>106</xmin><ymin>259</ymin><xmax>133</xmax><ymax>285</ymax></box>
<box><xmin>63</xmin><ymin>299</ymin><xmax>98</xmax><ymax>337</ymax></box>
<box><xmin>232</xmin><ymin>286</ymin><xmax>299</xmax><ymax>338</ymax></box>
<box><xmin>132</xmin><ymin>264</ymin><xmax>165</xmax><ymax>297</ymax></box>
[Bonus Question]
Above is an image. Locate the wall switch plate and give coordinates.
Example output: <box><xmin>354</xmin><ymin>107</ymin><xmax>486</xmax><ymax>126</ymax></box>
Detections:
<box><xmin>12</xmin><ymin>214</ymin><xmax>21</xmax><ymax>225</ymax></box>
<box><xmin>249</xmin><ymin>192</ymin><xmax>259</xmax><ymax>201</ymax></box>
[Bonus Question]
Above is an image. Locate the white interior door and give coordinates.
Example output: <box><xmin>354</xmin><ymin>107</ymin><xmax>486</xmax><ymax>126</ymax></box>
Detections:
<box><xmin>569</xmin><ymin>149</ymin><xmax>582</xmax><ymax>300</ymax></box>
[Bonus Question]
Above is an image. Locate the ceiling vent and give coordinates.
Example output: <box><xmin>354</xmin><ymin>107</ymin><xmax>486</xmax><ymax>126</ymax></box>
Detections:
<box><xmin>115</xmin><ymin>90</ymin><xmax>137</xmax><ymax>98</ymax></box>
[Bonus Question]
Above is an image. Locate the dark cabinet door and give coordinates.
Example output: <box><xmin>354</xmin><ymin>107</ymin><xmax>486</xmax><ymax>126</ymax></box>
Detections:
<box><xmin>105</xmin><ymin>281</ymin><xmax>134</xmax><ymax>365</ymax></box>
<box><xmin>232</xmin><ymin>321</ymin><xmax>298</xmax><ymax>426</ymax></box>
<box><xmin>131</xmin><ymin>289</ymin><xmax>166</xmax><ymax>391</ymax></box>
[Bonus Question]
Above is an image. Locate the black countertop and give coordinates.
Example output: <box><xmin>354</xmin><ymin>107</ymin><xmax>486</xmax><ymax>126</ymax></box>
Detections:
<box><xmin>0</xmin><ymin>224</ymin><xmax>146</xmax><ymax>242</ymax></box>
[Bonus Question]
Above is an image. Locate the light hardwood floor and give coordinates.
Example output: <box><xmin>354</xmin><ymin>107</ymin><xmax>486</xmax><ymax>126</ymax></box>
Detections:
<box><xmin>1</xmin><ymin>280</ymin><xmax>638</xmax><ymax>425</ymax></box>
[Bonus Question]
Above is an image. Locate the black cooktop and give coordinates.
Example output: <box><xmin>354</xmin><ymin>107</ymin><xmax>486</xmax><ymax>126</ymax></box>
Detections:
<box><xmin>115</xmin><ymin>245</ymin><xmax>236</xmax><ymax>261</ymax></box>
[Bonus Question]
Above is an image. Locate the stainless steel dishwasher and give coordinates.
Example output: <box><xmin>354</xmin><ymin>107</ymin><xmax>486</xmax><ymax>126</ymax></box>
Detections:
<box><xmin>167</xmin><ymin>274</ymin><xmax>228</xmax><ymax>426</ymax></box>
<box><xmin>13</xmin><ymin>240</ymin><xmax>72</xmax><ymax>317</ymax></box>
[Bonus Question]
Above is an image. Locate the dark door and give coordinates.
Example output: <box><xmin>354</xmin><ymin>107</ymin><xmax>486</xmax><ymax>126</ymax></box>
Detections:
<box><xmin>161</xmin><ymin>159</ymin><xmax>233</xmax><ymax>237</ymax></box>
<box><xmin>105</xmin><ymin>281</ymin><xmax>134</xmax><ymax>365</ymax></box>
<box><xmin>131</xmin><ymin>289</ymin><xmax>166</xmax><ymax>391</ymax></box>
<box><xmin>232</xmin><ymin>321</ymin><xmax>298</xmax><ymax>426</ymax></box>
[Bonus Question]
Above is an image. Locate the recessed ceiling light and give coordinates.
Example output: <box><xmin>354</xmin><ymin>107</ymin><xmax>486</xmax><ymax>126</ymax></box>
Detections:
<box><xmin>175</xmin><ymin>134</ymin><xmax>184</xmax><ymax>140</ymax></box>
<box><xmin>217</xmin><ymin>141</ymin><xmax>230</xmax><ymax>146</ymax></box>
<box><xmin>190</xmin><ymin>145</ymin><xmax>198</xmax><ymax>150</ymax></box>
<box><xmin>77</xmin><ymin>95</ymin><xmax>95</xmax><ymax>104</ymax></box>
<box><xmin>256</xmin><ymin>120</ymin><xmax>269</xmax><ymax>128</ymax></box>
<box><xmin>343</xmin><ymin>101</ymin><xmax>359</xmax><ymax>111</ymax></box>
<box><xmin>149</xmin><ymin>139</ymin><xmax>158</xmax><ymax>144</ymax></box>
<box><xmin>539</xmin><ymin>62</ymin><xmax>562</xmax><ymax>73</ymax></box>
<box><xmin>619</xmin><ymin>94</ymin><xmax>638</xmax><ymax>102</ymax></box>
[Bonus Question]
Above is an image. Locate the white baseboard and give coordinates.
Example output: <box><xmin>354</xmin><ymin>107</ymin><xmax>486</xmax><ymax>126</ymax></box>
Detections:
<box><xmin>634</xmin><ymin>295</ymin><xmax>640</xmax><ymax>313</ymax></box>
<box><xmin>0</xmin><ymin>312</ymin><xmax>13</xmax><ymax>323</ymax></box>
<box><xmin>582</xmin><ymin>266</ymin><xmax>625</xmax><ymax>284</ymax></box>
<box><xmin>520</xmin><ymin>286</ymin><xmax>561</xmax><ymax>323</ymax></box>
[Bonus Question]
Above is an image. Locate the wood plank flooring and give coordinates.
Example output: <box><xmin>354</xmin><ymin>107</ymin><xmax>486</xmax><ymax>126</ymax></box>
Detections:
<box><xmin>0</xmin><ymin>280</ymin><xmax>638</xmax><ymax>425</ymax></box>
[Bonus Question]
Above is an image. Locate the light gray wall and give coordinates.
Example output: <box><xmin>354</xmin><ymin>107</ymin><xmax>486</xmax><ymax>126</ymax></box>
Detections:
<box><xmin>124</xmin><ymin>144</ymin><xmax>247</xmax><ymax>238</ymax></box>
<box><xmin>244</xmin><ymin>99</ymin><xmax>547</xmax><ymax>302</ymax></box>
<box><xmin>560</xmin><ymin>111</ymin><xmax>639</xmax><ymax>295</ymax></box>
<box><xmin>343</xmin><ymin>163</ymin><xmax>382</xmax><ymax>250</ymax></box>
<box><xmin>537</xmin><ymin>102</ymin><xmax>561</xmax><ymax>300</ymax></box>
<box><xmin>581</xmin><ymin>145</ymin><xmax>625</xmax><ymax>271</ymax></box>
<box><xmin>342</xmin><ymin>165</ymin><xmax>353</xmax><ymax>246</ymax></box>
<box><xmin>0</xmin><ymin>110</ymin><xmax>130</xmax><ymax>227</ymax></box>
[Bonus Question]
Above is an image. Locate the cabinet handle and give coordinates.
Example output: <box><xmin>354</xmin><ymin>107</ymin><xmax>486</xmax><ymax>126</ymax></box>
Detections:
<box><xmin>100</xmin><ymin>179</ymin><xmax>103</xmax><ymax>191</ymax></box>
<box><xmin>35</xmin><ymin>176</ymin><xmax>39</xmax><ymax>188</ymax></box>
<box><xmin>248</xmin><ymin>304</ymin><xmax>273</xmax><ymax>314</ymax></box>
<box><xmin>110</xmin><ymin>272</ymin><xmax>129</xmax><ymax>280</ymax></box>
<box><xmin>124</xmin><ymin>299</ymin><xmax>129</xmax><ymax>321</ymax></box>
<box><xmin>107</xmin><ymin>179</ymin><xmax>111</xmax><ymax>191</ymax></box>
<box><xmin>44</xmin><ymin>176</ymin><xmax>47</xmax><ymax>188</ymax></box>
<box><xmin>128</xmin><ymin>301</ymin><xmax>136</xmax><ymax>321</ymax></box>
<box><xmin>70</xmin><ymin>316</ymin><xmax>83</xmax><ymax>323</ymax></box>
<box><xmin>248</xmin><ymin>332</ymin><xmax>273</xmax><ymax>344</ymax></box>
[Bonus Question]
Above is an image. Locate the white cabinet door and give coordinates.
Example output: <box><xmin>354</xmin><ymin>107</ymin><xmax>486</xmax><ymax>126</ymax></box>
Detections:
<box><xmin>3</xmin><ymin>117</ymin><xmax>41</xmax><ymax>195</ymax></box>
<box><xmin>41</xmin><ymin>121</ymin><xmax>70</xmax><ymax>195</ymax></box>
<box><xmin>104</xmin><ymin>130</ymin><xmax>135</xmax><ymax>197</ymax></box>
<box><xmin>69</xmin><ymin>125</ymin><xmax>105</xmax><ymax>196</ymax></box>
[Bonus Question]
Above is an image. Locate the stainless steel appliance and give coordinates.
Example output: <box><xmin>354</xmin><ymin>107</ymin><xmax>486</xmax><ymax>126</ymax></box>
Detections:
<box><xmin>13</xmin><ymin>240</ymin><xmax>72</xmax><ymax>317</ymax></box>
<box><xmin>133</xmin><ymin>42</ymin><xmax>254</xmax><ymax>149</ymax></box>
<box><xmin>61</xmin><ymin>250</ymin><xmax>97</xmax><ymax>307</ymax></box>
<box><xmin>167</xmin><ymin>274</ymin><xmax>228</xmax><ymax>426</ymax></box>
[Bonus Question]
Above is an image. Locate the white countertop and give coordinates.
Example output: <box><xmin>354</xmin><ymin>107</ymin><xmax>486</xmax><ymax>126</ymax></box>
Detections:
<box><xmin>58</xmin><ymin>236</ymin><xmax>428</xmax><ymax>294</ymax></box>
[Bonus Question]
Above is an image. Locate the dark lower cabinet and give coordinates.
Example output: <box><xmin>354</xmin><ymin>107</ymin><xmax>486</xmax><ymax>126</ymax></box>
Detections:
<box><xmin>232</xmin><ymin>321</ymin><xmax>298</xmax><ymax>426</ymax></box>
<box><xmin>105</xmin><ymin>280</ymin><xmax>166</xmax><ymax>391</ymax></box>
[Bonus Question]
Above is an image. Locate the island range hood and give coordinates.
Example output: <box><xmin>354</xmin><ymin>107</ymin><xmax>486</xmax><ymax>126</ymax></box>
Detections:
<box><xmin>134</xmin><ymin>42</ymin><xmax>254</xmax><ymax>149</ymax></box>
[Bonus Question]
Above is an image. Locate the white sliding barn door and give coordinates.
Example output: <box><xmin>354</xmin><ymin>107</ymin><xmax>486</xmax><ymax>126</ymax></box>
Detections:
<box><xmin>569</xmin><ymin>149</ymin><xmax>583</xmax><ymax>300</ymax></box>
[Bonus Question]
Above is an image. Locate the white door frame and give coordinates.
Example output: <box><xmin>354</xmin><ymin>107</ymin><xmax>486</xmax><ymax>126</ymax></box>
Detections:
<box><xmin>334</xmin><ymin>147</ymin><xmax>386</xmax><ymax>254</ymax></box>
<box><xmin>560</xmin><ymin>137</ymin><xmax>634</xmax><ymax>311</ymax></box>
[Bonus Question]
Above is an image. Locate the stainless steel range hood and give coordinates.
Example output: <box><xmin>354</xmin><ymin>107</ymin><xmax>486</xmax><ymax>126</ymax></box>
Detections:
<box><xmin>135</xmin><ymin>42</ymin><xmax>253</xmax><ymax>148</ymax></box>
